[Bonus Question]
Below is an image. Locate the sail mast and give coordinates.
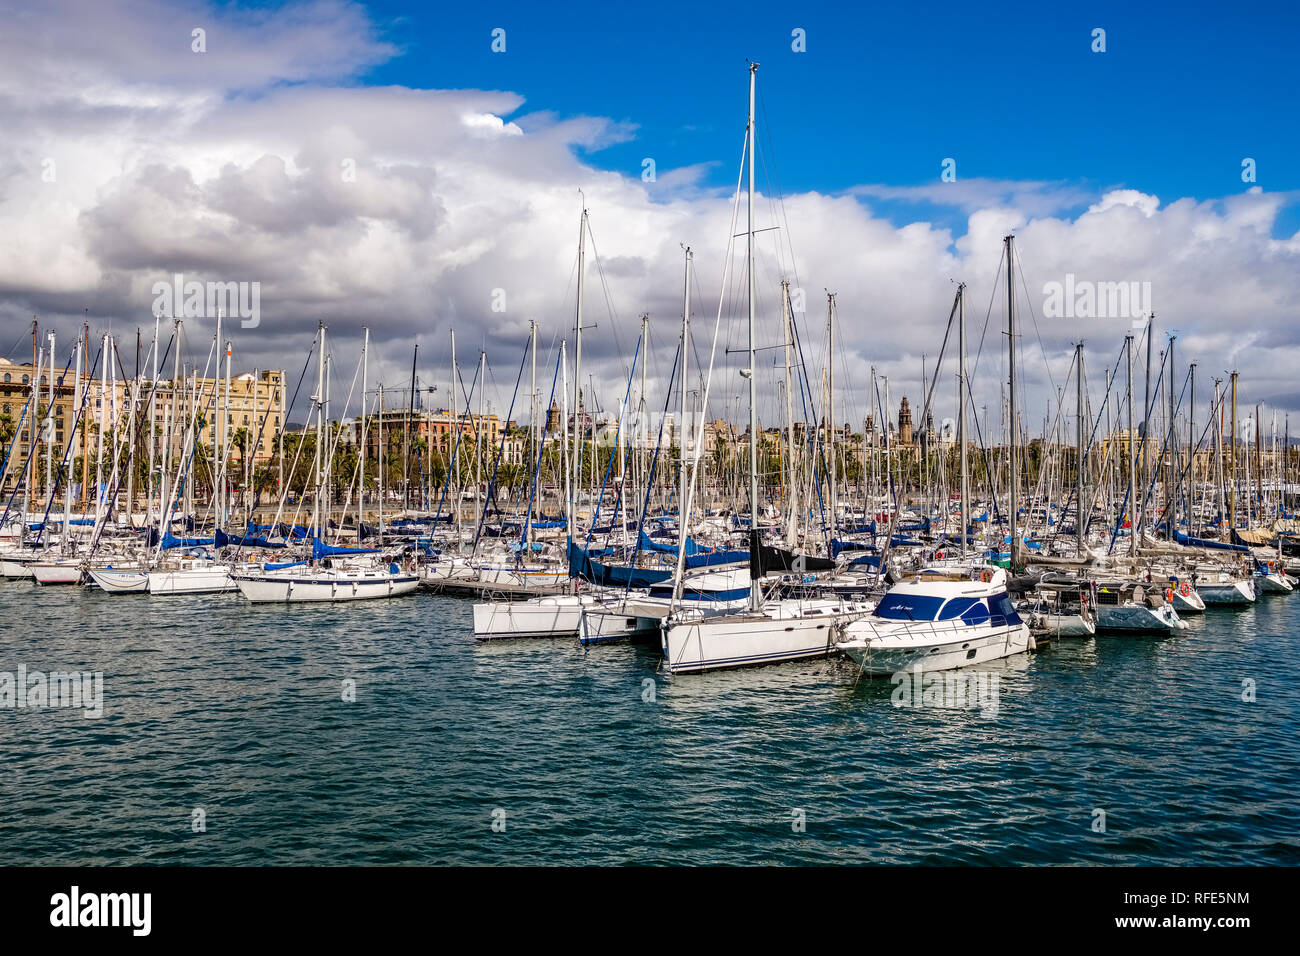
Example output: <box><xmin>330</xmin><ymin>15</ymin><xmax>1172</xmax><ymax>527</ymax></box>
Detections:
<box><xmin>827</xmin><ymin>292</ymin><xmax>837</xmax><ymax>546</ymax></box>
<box><xmin>958</xmin><ymin>283</ymin><xmax>968</xmax><ymax>557</ymax></box>
<box><xmin>678</xmin><ymin>245</ymin><xmax>692</xmax><ymax>557</ymax></box>
<box><xmin>1005</xmin><ymin>235</ymin><xmax>1018</xmax><ymax>569</ymax></box>
<box><xmin>1076</xmin><ymin>341</ymin><xmax>1085</xmax><ymax>556</ymax></box>
<box><xmin>746</xmin><ymin>61</ymin><xmax>760</xmax><ymax>611</ymax></box>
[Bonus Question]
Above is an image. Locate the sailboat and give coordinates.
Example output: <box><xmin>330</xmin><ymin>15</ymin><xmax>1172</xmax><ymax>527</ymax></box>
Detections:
<box><xmin>232</xmin><ymin>325</ymin><xmax>418</xmax><ymax>603</ymax></box>
<box><xmin>658</xmin><ymin>63</ymin><xmax>873</xmax><ymax>674</ymax></box>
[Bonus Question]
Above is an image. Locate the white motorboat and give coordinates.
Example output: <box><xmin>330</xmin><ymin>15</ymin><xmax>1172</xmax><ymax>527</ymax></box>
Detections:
<box><xmin>836</xmin><ymin>566</ymin><xmax>1032</xmax><ymax>675</ymax></box>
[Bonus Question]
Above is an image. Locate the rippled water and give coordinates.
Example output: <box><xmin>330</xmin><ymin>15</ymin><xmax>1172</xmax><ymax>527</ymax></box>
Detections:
<box><xmin>2</xmin><ymin>582</ymin><xmax>1298</xmax><ymax>865</ymax></box>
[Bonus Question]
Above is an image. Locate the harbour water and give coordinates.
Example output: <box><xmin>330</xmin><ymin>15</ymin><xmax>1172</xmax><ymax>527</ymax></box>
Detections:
<box><xmin>2</xmin><ymin>585</ymin><xmax>1297</xmax><ymax>866</ymax></box>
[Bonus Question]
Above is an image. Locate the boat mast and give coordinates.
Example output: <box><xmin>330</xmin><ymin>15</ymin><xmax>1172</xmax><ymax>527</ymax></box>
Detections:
<box><xmin>1188</xmin><ymin>362</ymin><xmax>1196</xmax><ymax>538</ymax></box>
<box><xmin>359</xmin><ymin>326</ymin><xmax>368</xmax><ymax>539</ymax></box>
<box><xmin>450</xmin><ymin>329</ymin><xmax>458</xmax><ymax>549</ymax></box>
<box><xmin>1076</xmin><ymin>341</ymin><xmax>1085</xmax><ymax>556</ymax></box>
<box><xmin>530</xmin><ymin>318</ymin><xmax>537</xmax><ymax>528</ymax></box>
<box><xmin>313</xmin><ymin>322</ymin><xmax>325</xmax><ymax>540</ymax></box>
<box><xmin>958</xmin><ymin>283</ymin><xmax>968</xmax><ymax>558</ymax></box>
<box><xmin>1126</xmin><ymin>332</ymin><xmax>1136</xmax><ymax>558</ymax></box>
<box><xmin>746</xmin><ymin>61</ymin><xmax>760</xmax><ymax>611</ymax></box>
<box><xmin>1005</xmin><ymin>235</ymin><xmax>1018</xmax><ymax>569</ymax></box>
<box><xmin>222</xmin><ymin>323</ymin><xmax>232</xmax><ymax>529</ymax></box>
<box><xmin>678</xmin><ymin>245</ymin><xmax>692</xmax><ymax>557</ymax></box>
<box><xmin>783</xmin><ymin>281</ymin><xmax>797</xmax><ymax>548</ymax></box>
<box><xmin>62</xmin><ymin>337</ymin><xmax>82</xmax><ymax>551</ymax></box>
<box><xmin>45</xmin><ymin>331</ymin><xmax>55</xmax><ymax>507</ymax></box>
<box><xmin>1229</xmin><ymin>370</ymin><xmax>1238</xmax><ymax>535</ymax></box>
<box><xmin>827</xmin><ymin>292</ymin><xmax>837</xmax><ymax>547</ymax></box>
<box><xmin>1167</xmin><ymin>333</ymin><xmax>1176</xmax><ymax>535</ymax></box>
<box><xmin>573</xmin><ymin>205</ymin><xmax>587</xmax><ymax>553</ymax></box>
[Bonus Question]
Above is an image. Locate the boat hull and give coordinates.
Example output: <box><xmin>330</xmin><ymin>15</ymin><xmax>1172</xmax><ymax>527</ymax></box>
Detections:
<box><xmin>472</xmin><ymin>595</ymin><xmax>592</xmax><ymax>639</ymax></box>
<box><xmin>839</xmin><ymin>621</ymin><xmax>1032</xmax><ymax>674</ymax></box>
<box><xmin>30</xmin><ymin>561</ymin><xmax>83</xmax><ymax>585</ymax></box>
<box><xmin>147</xmin><ymin>567</ymin><xmax>235</xmax><ymax>594</ymax></box>
<box><xmin>234</xmin><ymin>572</ymin><xmax>419</xmax><ymax>603</ymax></box>
<box><xmin>87</xmin><ymin>567</ymin><xmax>150</xmax><ymax>593</ymax></box>
<box><xmin>1031</xmin><ymin>613</ymin><xmax>1096</xmax><ymax>638</ymax></box>
<box><xmin>1095</xmin><ymin>603</ymin><xmax>1185</xmax><ymax>632</ymax></box>
<box><xmin>1198</xmin><ymin>581</ymin><xmax>1255</xmax><ymax>605</ymax></box>
<box><xmin>661</xmin><ymin>602</ymin><xmax>873</xmax><ymax>674</ymax></box>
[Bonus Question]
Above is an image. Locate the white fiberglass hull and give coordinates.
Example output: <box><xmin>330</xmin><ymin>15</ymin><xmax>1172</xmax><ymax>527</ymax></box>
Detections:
<box><xmin>0</xmin><ymin>558</ymin><xmax>34</xmax><ymax>579</ymax></box>
<box><xmin>235</xmin><ymin>570</ymin><xmax>419</xmax><ymax>603</ymax></box>
<box><xmin>30</xmin><ymin>560</ymin><xmax>83</xmax><ymax>585</ymax></box>
<box><xmin>1031</xmin><ymin>613</ymin><xmax>1096</xmax><ymax>638</ymax></box>
<box><xmin>86</xmin><ymin>566</ymin><xmax>151</xmax><ymax>593</ymax></box>
<box><xmin>661</xmin><ymin>600</ymin><xmax>874</xmax><ymax>674</ymax></box>
<box><xmin>580</xmin><ymin>601</ymin><xmax>666</xmax><ymax>644</ymax></box>
<box><xmin>472</xmin><ymin>594</ymin><xmax>595</xmax><ymax>639</ymax></box>
<box><xmin>1095</xmin><ymin>603</ymin><xmax>1185</xmax><ymax>632</ymax></box>
<box><xmin>1198</xmin><ymin>580</ymin><xmax>1255</xmax><ymax>605</ymax></box>
<box><xmin>1255</xmin><ymin>573</ymin><xmax>1293</xmax><ymax>594</ymax></box>
<box><xmin>148</xmin><ymin>566</ymin><xmax>235</xmax><ymax>595</ymax></box>
<box><xmin>1170</xmin><ymin>588</ymin><xmax>1206</xmax><ymax>613</ymax></box>
<box><xmin>838</xmin><ymin>620</ymin><xmax>1032</xmax><ymax>675</ymax></box>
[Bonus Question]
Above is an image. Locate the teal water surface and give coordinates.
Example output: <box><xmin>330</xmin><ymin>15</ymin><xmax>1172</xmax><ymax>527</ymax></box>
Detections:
<box><xmin>1</xmin><ymin>583</ymin><xmax>1297</xmax><ymax>865</ymax></box>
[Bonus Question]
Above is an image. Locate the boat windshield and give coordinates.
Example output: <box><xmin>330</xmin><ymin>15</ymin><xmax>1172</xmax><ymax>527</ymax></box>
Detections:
<box><xmin>873</xmin><ymin>593</ymin><xmax>945</xmax><ymax>621</ymax></box>
<box><xmin>937</xmin><ymin>597</ymin><xmax>991</xmax><ymax>624</ymax></box>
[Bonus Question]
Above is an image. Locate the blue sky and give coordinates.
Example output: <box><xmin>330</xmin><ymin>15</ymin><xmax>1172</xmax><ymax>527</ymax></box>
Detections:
<box><xmin>355</xmin><ymin>0</ymin><xmax>1300</xmax><ymax>238</ymax></box>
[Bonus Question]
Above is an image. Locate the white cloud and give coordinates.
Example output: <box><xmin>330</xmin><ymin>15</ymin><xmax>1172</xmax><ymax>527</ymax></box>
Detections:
<box><xmin>1</xmin><ymin>0</ymin><xmax>1298</xmax><ymax>434</ymax></box>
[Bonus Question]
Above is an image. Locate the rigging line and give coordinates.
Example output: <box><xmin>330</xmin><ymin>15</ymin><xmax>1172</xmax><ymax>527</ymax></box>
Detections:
<box><xmin>669</xmin><ymin>125</ymin><xmax>747</xmax><ymax>609</ymax></box>
<box><xmin>969</xmin><ymin>251</ymin><xmax>1004</xmax><ymax>384</ymax></box>
<box><xmin>1012</xmin><ymin>241</ymin><xmax>1057</xmax><ymax>397</ymax></box>
<box><xmin>757</xmin><ymin>90</ymin><xmax>802</xmax><ymax>294</ymax></box>
<box><xmin>582</xmin><ymin>216</ymin><xmax>630</xmax><ymax>381</ymax></box>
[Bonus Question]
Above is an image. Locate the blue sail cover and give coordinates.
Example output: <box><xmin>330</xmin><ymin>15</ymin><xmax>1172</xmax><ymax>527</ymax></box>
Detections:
<box><xmin>160</xmin><ymin>531</ymin><xmax>216</xmax><ymax>550</ymax></box>
<box><xmin>637</xmin><ymin>529</ymin><xmax>702</xmax><ymax>557</ymax></box>
<box><xmin>1174</xmin><ymin>529</ymin><xmax>1250</xmax><ymax>554</ymax></box>
<box><xmin>832</xmin><ymin>539</ymin><xmax>876</xmax><ymax>558</ymax></box>
<box><xmin>838</xmin><ymin>521</ymin><xmax>877</xmax><ymax>535</ymax></box>
<box><xmin>265</xmin><ymin>559</ymin><xmax>307</xmax><ymax>571</ymax></box>
<box><xmin>894</xmin><ymin>516</ymin><xmax>931</xmax><ymax>532</ymax></box>
<box><xmin>568</xmin><ymin>542</ymin><xmax>673</xmax><ymax>589</ymax></box>
<box><xmin>312</xmin><ymin>538</ymin><xmax>380</xmax><ymax>560</ymax></box>
<box><xmin>684</xmin><ymin>549</ymin><xmax>747</xmax><ymax>568</ymax></box>
<box><xmin>224</xmin><ymin>533</ymin><xmax>285</xmax><ymax>549</ymax></box>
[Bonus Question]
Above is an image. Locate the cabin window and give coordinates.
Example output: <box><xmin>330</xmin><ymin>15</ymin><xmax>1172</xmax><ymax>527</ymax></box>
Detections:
<box><xmin>874</xmin><ymin>594</ymin><xmax>945</xmax><ymax>621</ymax></box>
<box><xmin>938</xmin><ymin>597</ymin><xmax>980</xmax><ymax>620</ymax></box>
<box><xmin>989</xmin><ymin>592</ymin><xmax>1022</xmax><ymax>625</ymax></box>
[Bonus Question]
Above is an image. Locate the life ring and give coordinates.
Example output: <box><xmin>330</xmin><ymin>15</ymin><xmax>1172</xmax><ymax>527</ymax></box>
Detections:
<box><xmin>1166</xmin><ymin>587</ymin><xmax>1175</xmax><ymax>604</ymax></box>
<box><xmin>1179</xmin><ymin>581</ymin><xmax>1191</xmax><ymax>597</ymax></box>
<box><xmin>935</xmin><ymin>551</ymin><xmax>943</xmax><ymax>560</ymax></box>
<box><xmin>979</xmin><ymin>569</ymin><xmax>993</xmax><ymax>583</ymax></box>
